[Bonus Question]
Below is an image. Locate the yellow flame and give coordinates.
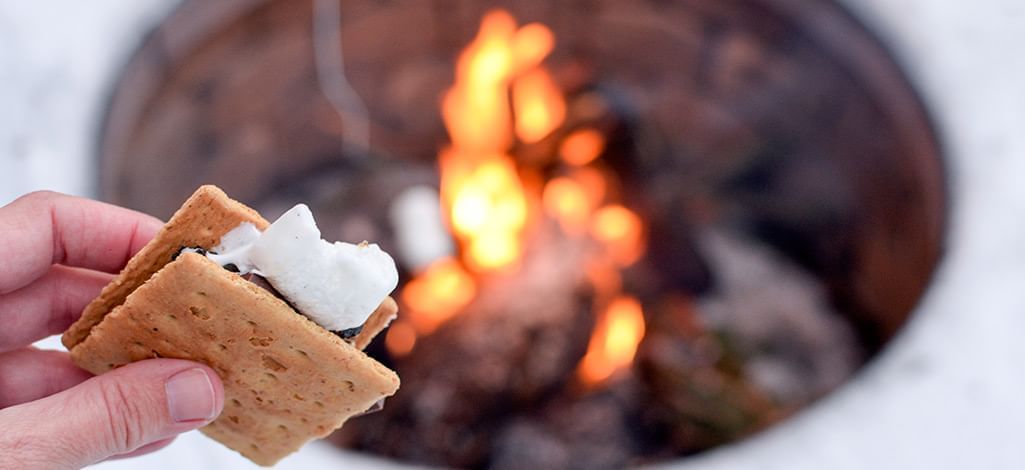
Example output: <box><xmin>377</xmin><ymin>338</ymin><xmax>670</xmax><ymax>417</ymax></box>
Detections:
<box><xmin>400</xmin><ymin>257</ymin><xmax>476</xmax><ymax>334</ymax></box>
<box><xmin>401</xmin><ymin>11</ymin><xmax>642</xmax><ymax>364</ymax></box>
<box><xmin>512</xmin><ymin>22</ymin><xmax>555</xmax><ymax>73</ymax></box>
<box><xmin>440</xmin><ymin>152</ymin><xmax>529</xmax><ymax>271</ymax></box>
<box><xmin>513</xmin><ymin>68</ymin><xmax>566</xmax><ymax>143</ymax></box>
<box><xmin>435</xmin><ymin>9</ymin><xmax>565</xmax><ymax>273</ymax></box>
<box><xmin>442</xmin><ymin>10</ymin><xmax>518</xmax><ymax>153</ymax></box>
<box><xmin>466</xmin><ymin>229</ymin><xmax>522</xmax><ymax>272</ymax></box>
<box><xmin>542</xmin><ymin>176</ymin><xmax>593</xmax><ymax>235</ymax></box>
<box><xmin>577</xmin><ymin>295</ymin><xmax>646</xmax><ymax>385</ymax></box>
<box><xmin>592</xmin><ymin>205</ymin><xmax>645</xmax><ymax>266</ymax></box>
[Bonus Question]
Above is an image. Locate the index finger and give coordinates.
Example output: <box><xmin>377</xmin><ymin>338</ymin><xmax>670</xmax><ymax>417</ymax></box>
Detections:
<box><xmin>0</xmin><ymin>191</ymin><xmax>163</xmax><ymax>294</ymax></box>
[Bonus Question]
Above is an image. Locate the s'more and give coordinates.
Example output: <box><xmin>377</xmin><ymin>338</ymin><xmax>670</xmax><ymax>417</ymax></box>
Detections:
<box><xmin>61</xmin><ymin>185</ymin><xmax>401</xmax><ymax>466</ymax></box>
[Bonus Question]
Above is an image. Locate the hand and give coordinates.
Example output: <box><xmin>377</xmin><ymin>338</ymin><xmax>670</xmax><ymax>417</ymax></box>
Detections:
<box><xmin>0</xmin><ymin>191</ymin><xmax>225</xmax><ymax>469</ymax></box>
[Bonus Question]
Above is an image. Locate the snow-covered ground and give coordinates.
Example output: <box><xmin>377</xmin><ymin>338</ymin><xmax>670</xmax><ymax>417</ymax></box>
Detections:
<box><xmin>2</xmin><ymin>1</ymin><xmax>1024</xmax><ymax>468</ymax></box>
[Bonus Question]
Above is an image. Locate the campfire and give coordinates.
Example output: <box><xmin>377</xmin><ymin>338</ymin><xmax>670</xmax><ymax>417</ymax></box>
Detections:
<box><xmin>337</xmin><ymin>9</ymin><xmax>859</xmax><ymax>467</ymax></box>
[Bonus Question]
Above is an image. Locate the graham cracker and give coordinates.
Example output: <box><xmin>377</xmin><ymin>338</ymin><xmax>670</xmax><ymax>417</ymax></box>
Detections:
<box><xmin>63</xmin><ymin>185</ymin><xmax>269</xmax><ymax>349</ymax></box>
<box><xmin>70</xmin><ymin>253</ymin><xmax>400</xmax><ymax>465</ymax></box>
<box><xmin>352</xmin><ymin>297</ymin><xmax>398</xmax><ymax>350</ymax></box>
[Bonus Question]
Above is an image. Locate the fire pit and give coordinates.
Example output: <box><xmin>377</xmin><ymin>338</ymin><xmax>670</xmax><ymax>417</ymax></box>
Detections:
<box><xmin>97</xmin><ymin>0</ymin><xmax>945</xmax><ymax>467</ymax></box>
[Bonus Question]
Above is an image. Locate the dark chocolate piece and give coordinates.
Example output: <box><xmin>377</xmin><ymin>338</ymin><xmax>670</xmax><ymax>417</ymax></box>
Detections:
<box><xmin>245</xmin><ymin>274</ymin><xmax>368</xmax><ymax>340</ymax></box>
<box><xmin>219</xmin><ymin>267</ymin><xmax>371</xmax><ymax>341</ymax></box>
<box><xmin>334</xmin><ymin>326</ymin><xmax>363</xmax><ymax>340</ymax></box>
<box><xmin>172</xmin><ymin>246</ymin><xmax>207</xmax><ymax>261</ymax></box>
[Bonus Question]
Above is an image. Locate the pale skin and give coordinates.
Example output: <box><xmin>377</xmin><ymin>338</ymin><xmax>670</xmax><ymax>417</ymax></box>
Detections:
<box><xmin>0</xmin><ymin>191</ymin><xmax>225</xmax><ymax>469</ymax></box>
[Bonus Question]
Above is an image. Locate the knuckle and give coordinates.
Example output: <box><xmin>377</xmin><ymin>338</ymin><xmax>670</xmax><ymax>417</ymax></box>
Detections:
<box><xmin>93</xmin><ymin>380</ymin><xmax>152</xmax><ymax>452</ymax></box>
<box><xmin>16</xmin><ymin>190</ymin><xmax>61</xmax><ymax>206</ymax></box>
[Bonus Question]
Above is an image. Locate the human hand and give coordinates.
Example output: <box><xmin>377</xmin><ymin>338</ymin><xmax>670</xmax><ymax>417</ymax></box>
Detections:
<box><xmin>0</xmin><ymin>191</ymin><xmax>225</xmax><ymax>469</ymax></box>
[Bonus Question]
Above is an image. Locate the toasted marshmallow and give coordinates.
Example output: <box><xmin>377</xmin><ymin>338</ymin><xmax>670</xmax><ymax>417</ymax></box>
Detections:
<box><xmin>208</xmin><ymin>204</ymin><xmax>399</xmax><ymax>331</ymax></box>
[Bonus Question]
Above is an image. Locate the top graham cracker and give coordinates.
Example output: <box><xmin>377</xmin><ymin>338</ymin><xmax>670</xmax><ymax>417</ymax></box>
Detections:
<box><xmin>63</xmin><ymin>185</ymin><xmax>269</xmax><ymax>349</ymax></box>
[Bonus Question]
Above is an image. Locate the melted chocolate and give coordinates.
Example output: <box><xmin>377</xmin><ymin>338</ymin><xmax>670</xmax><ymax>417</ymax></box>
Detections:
<box><xmin>172</xmin><ymin>246</ymin><xmax>207</xmax><ymax>261</ymax></box>
<box><xmin>334</xmin><ymin>326</ymin><xmax>363</xmax><ymax>340</ymax></box>
<box><xmin>243</xmin><ymin>273</ymin><xmax>364</xmax><ymax>342</ymax></box>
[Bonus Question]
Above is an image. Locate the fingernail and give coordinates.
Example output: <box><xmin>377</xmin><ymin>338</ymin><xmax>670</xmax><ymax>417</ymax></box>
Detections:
<box><xmin>165</xmin><ymin>368</ymin><xmax>216</xmax><ymax>423</ymax></box>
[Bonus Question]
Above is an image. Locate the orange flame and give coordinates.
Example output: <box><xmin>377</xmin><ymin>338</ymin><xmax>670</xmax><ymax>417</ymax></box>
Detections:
<box><xmin>400</xmin><ymin>257</ymin><xmax>476</xmax><ymax>334</ymax></box>
<box><xmin>512</xmin><ymin>22</ymin><xmax>555</xmax><ymax>73</ymax></box>
<box><xmin>586</xmin><ymin>259</ymin><xmax>623</xmax><ymax>300</ymax></box>
<box><xmin>441</xmin><ymin>10</ymin><xmax>517</xmax><ymax>153</ymax></box>
<box><xmin>559</xmin><ymin>128</ymin><xmax>606</xmax><ymax>166</ymax></box>
<box><xmin>434</xmin><ymin>9</ymin><xmax>565</xmax><ymax>273</ymax></box>
<box><xmin>577</xmin><ymin>295</ymin><xmax>646</xmax><ymax>385</ymax></box>
<box><xmin>385</xmin><ymin>321</ymin><xmax>417</xmax><ymax>358</ymax></box>
<box><xmin>592</xmin><ymin>205</ymin><xmax>645</xmax><ymax>266</ymax></box>
<box><xmin>569</xmin><ymin>166</ymin><xmax>608</xmax><ymax>208</ymax></box>
<box><xmin>542</xmin><ymin>176</ymin><xmax>593</xmax><ymax>235</ymax></box>
<box><xmin>513</xmin><ymin>68</ymin><xmax>566</xmax><ymax>143</ymax></box>
<box><xmin>397</xmin><ymin>11</ymin><xmax>656</xmax><ymax>386</ymax></box>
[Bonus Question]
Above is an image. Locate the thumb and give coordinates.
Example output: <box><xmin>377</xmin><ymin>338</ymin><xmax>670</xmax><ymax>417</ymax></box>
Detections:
<box><xmin>0</xmin><ymin>359</ymin><xmax>223</xmax><ymax>469</ymax></box>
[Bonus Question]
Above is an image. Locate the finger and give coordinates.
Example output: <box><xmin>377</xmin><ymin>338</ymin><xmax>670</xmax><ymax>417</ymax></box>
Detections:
<box><xmin>106</xmin><ymin>437</ymin><xmax>176</xmax><ymax>460</ymax></box>
<box><xmin>0</xmin><ymin>359</ymin><xmax>223</xmax><ymax>469</ymax></box>
<box><xmin>0</xmin><ymin>348</ymin><xmax>93</xmax><ymax>408</ymax></box>
<box><xmin>0</xmin><ymin>265</ymin><xmax>112</xmax><ymax>352</ymax></box>
<box><xmin>0</xmin><ymin>190</ymin><xmax>163</xmax><ymax>294</ymax></box>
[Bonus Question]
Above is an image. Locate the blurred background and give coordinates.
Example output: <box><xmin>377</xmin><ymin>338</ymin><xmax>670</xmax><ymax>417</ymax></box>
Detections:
<box><xmin>2</xmin><ymin>0</ymin><xmax>1024</xmax><ymax>469</ymax></box>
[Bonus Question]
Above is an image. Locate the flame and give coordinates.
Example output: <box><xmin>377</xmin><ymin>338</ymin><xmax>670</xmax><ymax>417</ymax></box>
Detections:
<box><xmin>397</xmin><ymin>11</ymin><xmax>655</xmax><ymax>386</ymax></box>
<box><xmin>592</xmin><ymin>205</ymin><xmax>645</xmax><ymax>266</ymax></box>
<box><xmin>559</xmin><ymin>128</ymin><xmax>606</xmax><ymax>166</ymax></box>
<box><xmin>510</xmin><ymin>19</ymin><xmax>562</xmax><ymax>143</ymax></box>
<box><xmin>512</xmin><ymin>22</ymin><xmax>555</xmax><ymax>73</ymax></box>
<box><xmin>434</xmin><ymin>9</ymin><xmax>563</xmax><ymax>273</ymax></box>
<box><xmin>570</xmin><ymin>167</ymin><xmax>608</xmax><ymax>208</ymax></box>
<box><xmin>586</xmin><ymin>259</ymin><xmax>623</xmax><ymax>300</ymax></box>
<box><xmin>385</xmin><ymin>320</ymin><xmax>417</xmax><ymax>358</ymax></box>
<box><xmin>465</xmin><ymin>229</ymin><xmax>522</xmax><ymax>272</ymax></box>
<box><xmin>513</xmin><ymin>68</ymin><xmax>566</xmax><ymax>143</ymax></box>
<box><xmin>439</xmin><ymin>151</ymin><xmax>529</xmax><ymax>271</ymax></box>
<box><xmin>400</xmin><ymin>257</ymin><xmax>476</xmax><ymax>334</ymax></box>
<box><xmin>577</xmin><ymin>295</ymin><xmax>646</xmax><ymax>385</ymax></box>
<box><xmin>441</xmin><ymin>10</ymin><xmax>517</xmax><ymax>153</ymax></box>
<box><xmin>542</xmin><ymin>176</ymin><xmax>593</xmax><ymax>235</ymax></box>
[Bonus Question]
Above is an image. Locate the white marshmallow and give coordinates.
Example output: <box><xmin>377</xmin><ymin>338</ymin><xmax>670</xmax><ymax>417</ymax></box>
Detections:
<box><xmin>208</xmin><ymin>204</ymin><xmax>399</xmax><ymax>331</ymax></box>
